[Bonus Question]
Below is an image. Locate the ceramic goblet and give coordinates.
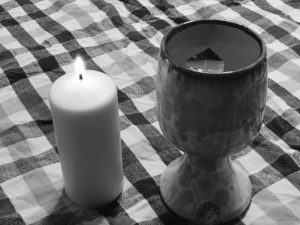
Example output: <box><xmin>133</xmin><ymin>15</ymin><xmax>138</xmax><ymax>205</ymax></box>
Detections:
<box><xmin>156</xmin><ymin>20</ymin><xmax>267</xmax><ymax>224</ymax></box>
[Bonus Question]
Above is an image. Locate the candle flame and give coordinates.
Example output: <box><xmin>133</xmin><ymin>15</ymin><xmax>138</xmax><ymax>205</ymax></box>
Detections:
<box><xmin>74</xmin><ymin>56</ymin><xmax>85</xmax><ymax>80</ymax></box>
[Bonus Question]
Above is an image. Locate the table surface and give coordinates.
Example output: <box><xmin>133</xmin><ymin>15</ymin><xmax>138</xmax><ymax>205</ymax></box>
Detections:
<box><xmin>1</xmin><ymin>0</ymin><xmax>300</xmax><ymax>224</ymax></box>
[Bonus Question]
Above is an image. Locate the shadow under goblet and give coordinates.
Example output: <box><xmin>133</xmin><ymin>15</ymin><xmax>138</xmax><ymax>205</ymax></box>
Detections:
<box><xmin>156</xmin><ymin>20</ymin><xmax>267</xmax><ymax>224</ymax></box>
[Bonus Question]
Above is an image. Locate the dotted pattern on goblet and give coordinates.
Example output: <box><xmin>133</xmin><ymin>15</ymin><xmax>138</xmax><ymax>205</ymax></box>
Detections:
<box><xmin>160</xmin><ymin>154</ymin><xmax>252</xmax><ymax>225</ymax></box>
<box><xmin>157</xmin><ymin>52</ymin><xmax>266</xmax><ymax>224</ymax></box>
<box><xmin>157</xmin><ymin>54</ymin><xmax>267</xmax><ymax>158</ymax></box>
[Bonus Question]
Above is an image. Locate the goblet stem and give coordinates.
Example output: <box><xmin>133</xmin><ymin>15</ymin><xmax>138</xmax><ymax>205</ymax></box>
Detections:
<box><xmin>160</xmin><ymin>153</ymin><xmax>251</xmax><ymax>224</ymax></box>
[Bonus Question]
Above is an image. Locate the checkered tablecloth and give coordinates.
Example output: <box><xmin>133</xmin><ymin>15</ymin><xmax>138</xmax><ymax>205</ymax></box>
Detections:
<box><xmin>1</xmin><ymin>0</ymin><xmax>300</xmax><ymax>224</ymax></box>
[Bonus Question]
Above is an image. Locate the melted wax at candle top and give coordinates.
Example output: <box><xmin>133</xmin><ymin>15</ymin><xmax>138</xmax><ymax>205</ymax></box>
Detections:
<box><xmin>49</xmin><ymin>58</ymin><xmax>117</xmax><ymax>111</ymax></box>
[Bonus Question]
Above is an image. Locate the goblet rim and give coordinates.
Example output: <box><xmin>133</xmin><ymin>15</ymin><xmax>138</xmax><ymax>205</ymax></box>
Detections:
<box><xmin>161</xmin><ymin>19</ymin><xmax>267</xmax><ymax>78</ymax></box>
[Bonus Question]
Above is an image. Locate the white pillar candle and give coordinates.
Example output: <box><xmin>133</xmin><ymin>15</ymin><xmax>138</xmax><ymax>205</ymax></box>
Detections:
<box><xmin>49</xmin><ymin>57</ymin><xmax>123</xmax><ymax>207</ymax></box>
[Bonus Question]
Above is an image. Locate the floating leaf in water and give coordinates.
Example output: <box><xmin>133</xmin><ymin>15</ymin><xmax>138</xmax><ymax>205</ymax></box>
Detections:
<box><xmin>185</xmin><ymin>48</ymin><xmax>224</xmax><ymax>73</ymax></box>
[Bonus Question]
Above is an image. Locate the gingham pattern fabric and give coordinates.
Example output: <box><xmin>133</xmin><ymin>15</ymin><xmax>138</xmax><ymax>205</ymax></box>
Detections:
<box><xmin>0</xmin><ymin>0</ymin><xmax>300</xmax><ymax>224</ymax></box>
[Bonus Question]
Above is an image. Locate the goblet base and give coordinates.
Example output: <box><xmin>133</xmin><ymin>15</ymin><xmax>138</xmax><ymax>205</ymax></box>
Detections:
<box><xmin>160</xmin><ymin>154</ymin><xmax>251</xmax><ymax>225</ymax></box>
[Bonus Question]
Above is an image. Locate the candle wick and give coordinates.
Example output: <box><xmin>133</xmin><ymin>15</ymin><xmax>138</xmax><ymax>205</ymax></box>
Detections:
<box><xmin>79</xmin><ymin>73</ymin><xmax>83</xmax><ymax>80</ymax></box>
